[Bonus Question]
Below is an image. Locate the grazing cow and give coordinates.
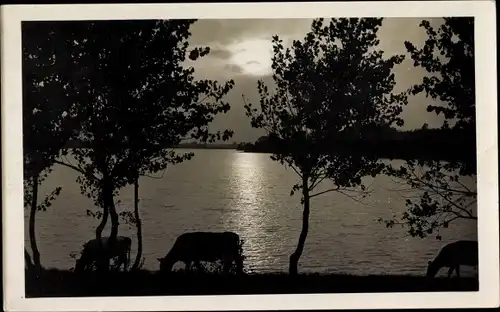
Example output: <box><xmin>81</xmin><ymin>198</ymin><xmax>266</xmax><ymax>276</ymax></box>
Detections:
<box><xmin>158</xmin><ymin>231</ymin><xmax>244</xmax><ymax>274</ymax></box>
<box><xmin>426</xmin><ymin>240</ymin><xmax>478</xmax><ymax>278</ymax></box>
<box><xmin>75</xmin><ymin>236</ymin><xmax>132</xmax><ymax>272</ymax></box>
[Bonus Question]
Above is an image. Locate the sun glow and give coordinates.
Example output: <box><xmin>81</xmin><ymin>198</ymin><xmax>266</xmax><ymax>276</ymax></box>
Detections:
<box><xmin>227</xmin><ymin>39</ymin><xmax>274</xmax><ymax>76</ymax></box>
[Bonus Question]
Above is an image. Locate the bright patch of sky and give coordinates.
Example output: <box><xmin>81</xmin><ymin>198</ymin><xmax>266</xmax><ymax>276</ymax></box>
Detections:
<box><xmin>183</xmin><ymin>18</ymin><xmax>449</xmax><ymax>143</ymax></box>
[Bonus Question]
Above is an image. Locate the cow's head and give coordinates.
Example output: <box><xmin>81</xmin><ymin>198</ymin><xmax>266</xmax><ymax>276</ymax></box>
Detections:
<box><xmin>426</xmin><ymin>260</ymin><xmax>439</xmax><ymax>278</ymax></box>
<box><xmin>157</xmin><ymin>257</ymin><xmax>168</xmax><ymax>272</ymax></box>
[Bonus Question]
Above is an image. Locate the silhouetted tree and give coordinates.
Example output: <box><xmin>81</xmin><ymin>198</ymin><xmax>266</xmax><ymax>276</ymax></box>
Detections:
<box><xmin>381</xmin><ymin>18</ymin><xmax>476</xmax><ymax>239</ymax></box>
<box><xmin>22</xmin><ymin>22</ymin><xmax>82</xmax><ymax>271</ymax></box>
<box><xmin>51</xmin><ymin>20</ymin><xmax>234</xmax><ymax>269</ymax></box>
<box><xmin>244</xmin><ymin>18</ymin><xmax>407</xmax><ymax>275</ymax></box>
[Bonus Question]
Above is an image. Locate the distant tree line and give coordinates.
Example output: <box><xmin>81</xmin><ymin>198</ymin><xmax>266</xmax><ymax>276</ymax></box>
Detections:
<box><xmin>63</xmin><ymin>139</ymin><xmax>238</xmax><ymax>150</ymax></box>
<box><xmin>237</xmin><ymin>125</ymin><xmax>475</xmax><ymax>165</ymax></box>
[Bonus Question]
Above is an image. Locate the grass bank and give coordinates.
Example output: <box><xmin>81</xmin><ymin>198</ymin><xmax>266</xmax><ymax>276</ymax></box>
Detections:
<box><xmin>25</xmin><ymin>269</ymin><xmax>478</xmax><ymax>297</ymax></box>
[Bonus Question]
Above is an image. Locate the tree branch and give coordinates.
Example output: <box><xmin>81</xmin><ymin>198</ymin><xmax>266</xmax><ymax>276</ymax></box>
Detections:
<box><xmin>309</xmin><ymin>174</ymin><xmax>327</xmax><ymax>191</ymax></box>
<box><xmin>448</xmin><ymin>209</ymin><xmax>477</xmax><ymax>220</ymax></box>
<box><xmin>309</xmin><ymin>187</ymin><xmax>340</xmax><ymax>198</ymax></box>
<box><xmin>287</xmin><ymin>163</ymin><xmax>303</xmax><ymax>179</ymax></box>
<box><xmin>423</xmin><ymin>177</ymin><xmax>477</xmax><ymax>219</ymax></box>
<box><xmin>143</xmin><ymin>169</ymin><xmax>166</xmax><ymax>180</ymax></box>
<box><xmin>336</xmin><ymin>189</ymin><xmax>370</xmax><ymax>204</ymax></box>
<box><xmin>54</xmin><ymin>160</ymin><xmax>99</xmax><ymax>181</ymax></box>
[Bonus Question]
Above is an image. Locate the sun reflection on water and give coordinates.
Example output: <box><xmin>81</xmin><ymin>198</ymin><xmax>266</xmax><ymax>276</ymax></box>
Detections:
<box><xmin>224</xmin><ymin>152</ymin><xmax>278</xmax><ymax>272</ymax></box>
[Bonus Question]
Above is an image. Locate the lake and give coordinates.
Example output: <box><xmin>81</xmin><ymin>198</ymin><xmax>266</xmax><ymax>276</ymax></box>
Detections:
<box><xmin>24</xmin><ymin>149</ymin><xmax>477</xmax><ymax>276</ymax></box>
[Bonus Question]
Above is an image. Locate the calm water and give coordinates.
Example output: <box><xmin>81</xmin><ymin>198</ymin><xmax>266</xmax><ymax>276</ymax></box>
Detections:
<box><xmin>25</xmin><ymin>149</ymin><xmax>477</xmax><ymax>276</ymax></box>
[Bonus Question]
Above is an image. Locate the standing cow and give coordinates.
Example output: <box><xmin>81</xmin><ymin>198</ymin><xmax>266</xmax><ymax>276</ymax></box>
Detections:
<box><xmin>158</xmin><ymin>232</ymin><xmax>244</xmax><ymax>274</ymax></box>
<box><xmin>426</xmin><ymin>240</ymin><xmax>478</xmax><ymax>278</ymax></box>
<box><xmin>75</xmin><ymin>236</ymin><xmax>132</xmax><ymax>272</ymax></box>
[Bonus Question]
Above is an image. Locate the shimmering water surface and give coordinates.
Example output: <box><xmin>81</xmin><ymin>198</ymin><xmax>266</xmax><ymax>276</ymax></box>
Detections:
<box><xmin>25</xmin><ymin>149</ymin><xmax>477</xmax><ymax>276</ymax></box>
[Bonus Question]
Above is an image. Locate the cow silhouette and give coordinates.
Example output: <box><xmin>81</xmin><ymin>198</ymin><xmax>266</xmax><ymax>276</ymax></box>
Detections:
<box><xmin>158</xmin><ymin>231</ymin><xmax>244</xmax><ymax>274</ymax></box>
<box><xmin>75</xmin><ymin>236</ymin><xmax>131</xmax><ymax>272</ymax></box>
<box><xmin>426</xmin><ymin>240</ymin><xmax>478</xmax><ymax>278</ymax></box>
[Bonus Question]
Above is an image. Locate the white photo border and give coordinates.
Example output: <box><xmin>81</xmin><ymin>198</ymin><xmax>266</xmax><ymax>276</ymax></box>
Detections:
<box><xmin>2</xmin><ymin>1</ymin><xmax>498</xmax><ymax>311</ymax></box>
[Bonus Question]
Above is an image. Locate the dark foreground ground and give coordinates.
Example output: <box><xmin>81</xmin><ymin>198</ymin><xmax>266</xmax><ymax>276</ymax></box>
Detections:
<box><xmin>25</xmin><ymin>269</ymin><xmax>478</xmax><ymax>297</ymax></box>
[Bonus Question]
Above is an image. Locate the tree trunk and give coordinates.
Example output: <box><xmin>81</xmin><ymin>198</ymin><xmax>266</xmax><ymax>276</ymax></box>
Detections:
<box><xmin>131</xmin><ymin>176</ymin><xmax>143</xmax><ymax>270</ymax></box>
<box><xmin>289</xmin><ymin>174</ymin><xmax>310</xmax><ymax>276</ymax></box>
<box><xmin>108</xmin><ymin>192</ymin><xmax>119</xmax><ymax>241</ymax></box>
<box><xmin>98</xmin><ymin>178</ymin><xmax>119</xmax><ymax>241</ymax></box>
<box><xmin>95</xmin><ymin>200</ymin><xmax>109</xmax><ymax>272</ymax></box>
<box><xmin>104</xmin><ymin>178</ymin><xmax>120</xmax><ymax>272</ymax></box>
<box><xmin>95</xmin><ymin>203</ymin><xmax>109</xmax><ymax>241</ymax></box>
<box><xmin>95</xmin><ymin>167</ymin><xmax>109</xmax><ymax>241</ymax></box>
<box><xmin>95</xmin><ymin>178</ymin><xmax>111</xmax><ymax>272</ymax></box>
<box><xmin>29</xmin><ymin>173</ymin><xmax>42</xmax><ymax>273</ymax></box>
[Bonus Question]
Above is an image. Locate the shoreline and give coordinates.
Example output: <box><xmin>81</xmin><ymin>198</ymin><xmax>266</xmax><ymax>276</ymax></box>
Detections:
<box><xmin>26</xmin><ymin>269</ymin><xmax>479</xmax><ymax>297</ymax></box>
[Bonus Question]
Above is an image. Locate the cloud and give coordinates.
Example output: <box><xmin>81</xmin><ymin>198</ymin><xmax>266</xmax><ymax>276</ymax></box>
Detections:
<box><xmin>208</xmin><ymin>48</ymin><xmax>232</xmax><ymax>60</ymax></box>
<box><xmin>189</xmin><ymin>19</ymin><xmax>314</xmax><ymax>46</ymax></box>
<box><xmin>224</xmin><ymin>64</ymin><xmax>245</xmax><ymax>74</ymax></box>
<box><xmin>211</xmin><ymin>74</ymin><xmax>275</xmax><ymax>143</ymax></box>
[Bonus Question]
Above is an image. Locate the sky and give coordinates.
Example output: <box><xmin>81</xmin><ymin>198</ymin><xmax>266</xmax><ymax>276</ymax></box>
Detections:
<box><xmin>184</xmin><ymin>18</ymin><xmax>447</xmax><ymax>143</ymax></box>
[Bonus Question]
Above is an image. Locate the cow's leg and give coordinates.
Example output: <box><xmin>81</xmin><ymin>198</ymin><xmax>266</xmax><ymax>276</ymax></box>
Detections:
<box><xmin>110</xmin><ymin>257</ymin><xmax>117</xmax><ymax>272</ymax></box>
<box><xmin>109</xmin><ymin>252</ymin><xmax>118</xmax><ymax>272</ymax></box>
<box><xmin>96</xmin><ymin>252</ymin><xmax>110</xmax><ymax>272</ymax></box>
<box><xmin>185</xmin><ymin>261</ymin><xmax>192</xmax><ymax>272</ymax></box>
<box><xmin>231</xmin><ymin>250</ymin><xmax>243</xmax><ymax>274</ymax></box>
<box><xmin>194</xmin><ymin>260</ymin><xmax>202</xmax><ymax>272</ymax></box>
<box><xmin>86</xmin><ymin>254</ymin><xmax>98</xmax><ymax>272</ymax></box>
<box><xmin>222</xmin><ymin>256</ymin><xmax>231</xmax><ymax>274</ymax></box>
<box><xmin>117</xmin><ymin>254</ymin><xmax>123</xmax><ymax>271</ymax></box>
<box><xmin>447</xmin><ymin>266</ymin><xmax>454</xmax><ymax>278</ymax></box>
<box><xmin>235</xmin><ymin>255</ymin><xmax>244</xmax><ymax>274</ymax></box>
<box><xmin>455</xmin><ymin>265</ymin><xmax>460</xmax><ymax>278</ymax></box>
<box><xmin>122</xmin><ymin>251</ymin><xmax>128</xmax><ymax>272</ymax></box>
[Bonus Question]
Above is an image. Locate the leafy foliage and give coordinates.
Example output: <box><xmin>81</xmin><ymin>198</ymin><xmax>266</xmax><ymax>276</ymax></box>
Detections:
<box><xmin>45</xmin><ymin>20</ymin><xmax>234</xmax><ymax>237</ymax></box>
<box><xmin>119</xmin><ymin>210</ymin><xmax>137</xmax><ymax>228</ymax></box>
<box><xmin>245</xmin><ymin>18</ymin><xmax>407</xmax><ymax>185</ymax></box>
<box><xmin>382</xmin><ymin>159</ymin><xmax>476</xmax><ymax>238</ymax></box>
<box><xmin>404</xmin><ymin>18</ymin><xmax>474</xmax><ymax>131</ymax></box>
<box><xmin>244</xmin><ymin>18</ymin><xmax>407</xmax><ymax>274</ymax></box>
<box><xmin>22</xmin><ymin>23</ymin><xmax>80</xmax><ymax>182</ymax></box>
<box><xmin>23</xmin><ymin>22</ymin><xmax>83</xmax><ymax>268</ymax></box>
<box><xmin>22</xmin><ymin>22</ymin><xmax>79</xmax><ymax>209</ymax></box>
<box><xmin>381</xmin><ymin>18</ymin><xmax>476</xmax><ymax>239</ymax></box>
